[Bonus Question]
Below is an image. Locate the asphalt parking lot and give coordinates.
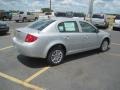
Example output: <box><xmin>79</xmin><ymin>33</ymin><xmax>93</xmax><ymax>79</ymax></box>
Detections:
<box><xmin>0</xmin><ymin>21</ymin><xmax>120</xmax><ymax>90</ymax></box>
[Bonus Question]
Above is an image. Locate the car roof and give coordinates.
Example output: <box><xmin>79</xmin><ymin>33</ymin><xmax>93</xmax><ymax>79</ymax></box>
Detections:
<box><xmin>49</xmin><ymin>17</ymin><xmax>85</xmax><ymax>22</ymax></box>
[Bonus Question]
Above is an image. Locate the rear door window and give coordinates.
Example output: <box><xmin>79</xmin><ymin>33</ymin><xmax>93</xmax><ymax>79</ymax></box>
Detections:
<box><xmin>58</xmin><ymin>21</ymin><xmax>79</xmax><ymax>32</ymax></box>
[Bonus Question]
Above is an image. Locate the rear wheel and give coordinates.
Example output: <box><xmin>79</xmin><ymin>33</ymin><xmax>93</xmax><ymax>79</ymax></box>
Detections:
<box><xmin>100</xmin><ymin>39</ymin><xmax>109</xmax><ymax>52</ymax></box>
<box><xmin>47</xmin><ymin>46</ymin><xmax>65</xmax><ymax>65</ymax></box>
<box><xmin>22</xmin><ymin>17</ymin><xmax>27</xmax><ymax>22</ymax></box>
<box><xmin>15</xmin><ymin>20</ymin><xmax>19</xmax><ymax>23</ymax></box>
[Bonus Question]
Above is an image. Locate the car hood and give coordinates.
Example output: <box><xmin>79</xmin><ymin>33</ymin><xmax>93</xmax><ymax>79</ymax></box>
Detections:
<box><xmin>99</xmin><ymin>30</ymin><xmax>110</xmax><ymax>36</ymax></box>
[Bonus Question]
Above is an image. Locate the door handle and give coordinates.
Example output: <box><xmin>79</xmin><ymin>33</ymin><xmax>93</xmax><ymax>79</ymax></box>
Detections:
<box><xmin>64</xmin><ymin>36</ymin><xmax>69</xmax><ymax>39</ymax></box>
<box><xmin>84</xmin><ymin>36</ymin><xmax>88</xmax><ymax>39</ymax></box>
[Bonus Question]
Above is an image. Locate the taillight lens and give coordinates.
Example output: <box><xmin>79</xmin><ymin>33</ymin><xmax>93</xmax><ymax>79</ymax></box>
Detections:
<box><xmin>25</xmin><ymin>34</ymin><xmax>38</xmax><ymax>43</ymax></box>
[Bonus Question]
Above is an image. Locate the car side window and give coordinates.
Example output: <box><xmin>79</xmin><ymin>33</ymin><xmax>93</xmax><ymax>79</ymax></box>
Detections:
<box><xmin>80</xmin><ymin>21</ymin><xmax>97</xmax><ymax>33</ymax></box>
<box><xmin>58</xmin><ymin>21</ymin><xmax>79</xmax><ymax>32</ymax></box>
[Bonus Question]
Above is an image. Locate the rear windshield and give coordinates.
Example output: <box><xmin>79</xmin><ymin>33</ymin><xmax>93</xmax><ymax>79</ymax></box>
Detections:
<box><xmin>92</xmin><ymin>15</ymin><xmax>104</xmax><ymax>19</ymax></box>
<box><xmin>28</xmin><ymin>20</ymin><xmax>55</xmax><ymax>30</ymax></box>
<box><xmin>116</xmin><ymin>15</ymin><xmax>120</xmax><ymax>19</ymax></box>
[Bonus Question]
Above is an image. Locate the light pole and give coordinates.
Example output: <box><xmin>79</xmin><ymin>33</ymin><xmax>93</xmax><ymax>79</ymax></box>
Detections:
<box><xmin>88</xmin><ymin>0</ymin><xmax>94</xmax><ymax>22</ymax></box>
<box><xmin>50</xmin><ymin>0</ymin><xmax>51</xmax><ymax>12</ymax></box>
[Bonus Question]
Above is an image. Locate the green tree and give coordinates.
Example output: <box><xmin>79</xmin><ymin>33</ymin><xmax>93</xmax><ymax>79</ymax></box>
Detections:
<box><xmin>41</xmin><ymin>8</ymin><xmax>53</xmax><ymax>13</ymax></box>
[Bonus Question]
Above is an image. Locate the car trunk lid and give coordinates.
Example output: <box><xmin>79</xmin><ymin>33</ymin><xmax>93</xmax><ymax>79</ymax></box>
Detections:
<box><xmin>15</xmin><ymin>27</ymin><xmax>39</xmax><ymax>42</ymax></box>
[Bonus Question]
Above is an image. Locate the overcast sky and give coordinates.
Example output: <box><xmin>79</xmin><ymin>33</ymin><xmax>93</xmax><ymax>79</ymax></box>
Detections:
<box><xmin>0</xmin><ymin>0</ymin><xmax>120</xmax><ymax>14</ymax></box>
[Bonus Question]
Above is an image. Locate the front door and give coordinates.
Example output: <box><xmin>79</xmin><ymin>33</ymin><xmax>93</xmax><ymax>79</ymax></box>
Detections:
<box><xmin>79</xmin><ymin>21</ymin><xmax>99</xmax><ymax>50</ymax></box>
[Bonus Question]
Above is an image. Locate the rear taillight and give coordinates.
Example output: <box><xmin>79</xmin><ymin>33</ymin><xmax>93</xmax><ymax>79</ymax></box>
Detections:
<box><xmin>25</xmin><ymin>34</ymin><xmax>38</xmax><ymax>43</ymax></box>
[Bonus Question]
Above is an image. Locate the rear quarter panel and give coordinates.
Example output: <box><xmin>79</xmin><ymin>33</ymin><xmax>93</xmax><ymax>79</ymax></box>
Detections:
<box><xmin>36</xmin><ymin>33</ymin><xmax>67</xmax><ymax>58</ymax></box>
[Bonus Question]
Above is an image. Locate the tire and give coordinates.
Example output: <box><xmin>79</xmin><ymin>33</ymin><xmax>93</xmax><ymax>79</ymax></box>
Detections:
<box><xmin>2</xmin><ymin>17</ymin><xmax>6</xmax><ymax>21</ymax></box>
<box><xmin>100</xmin><ymin>39</ymin><xmax>109</xmax><ymax>52</ymax></box>
<box><xmin>15</xmin><ymin>20</ymin><xmax>19</xmax><ymax>23</ymax></box>
<box><xmin>9</xmin><ymin>18</ymin><xmax>11</xmax><ymax>21</ymax></box>
<box><xmin>105</xmin><ymin>23</ymin><xmax>109</xmax><ymax>29</ymax></box>
<box><xmin>47</xmin><ymin>46</ymin><xmax>65</xmax><ymax>65</ymax></box>
<box><xmin>35</xmin><ymin>17</ymin><xmax>38</xmax><ymax>21</ymax></box>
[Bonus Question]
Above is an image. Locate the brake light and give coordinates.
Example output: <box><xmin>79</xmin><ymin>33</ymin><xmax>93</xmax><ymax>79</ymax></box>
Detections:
<box><xmin>25</xmin><ymin>34</ymin><xmax>38</xmax><ymax>42</ymax></box>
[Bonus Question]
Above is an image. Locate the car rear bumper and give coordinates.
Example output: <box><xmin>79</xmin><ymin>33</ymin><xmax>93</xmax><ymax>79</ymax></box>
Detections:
<box><xmin>13</xmin><ymin>37</ymin><xmax>46</xmax><ymax>58</ymax></box>
<box><xmin>0</xmin><ymin>27</ymin><xmax>9</xmax><ymax>33</ymax></box>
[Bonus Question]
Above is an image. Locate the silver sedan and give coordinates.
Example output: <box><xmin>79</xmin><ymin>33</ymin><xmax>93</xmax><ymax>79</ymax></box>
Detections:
<box><xmin>13</xmin><ymin>18</ymin><xmax>111</xmax><ymax>65</ymax></box>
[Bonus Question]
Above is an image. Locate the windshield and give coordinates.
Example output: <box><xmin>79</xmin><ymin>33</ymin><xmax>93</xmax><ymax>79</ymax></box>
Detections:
<box><xmin>92</xmin><ymin>14</ymin><xmax>104</xmax><ymax>19</ymax></box>
<box><xmin>28</xmin><ymin>19</ymin><xmax>55</xmax><ymax>30</ymax></box>
<box><xmin>116</xmin><ymin>15</ymin><xmax>120</xmax><ymax>20</ymax></box>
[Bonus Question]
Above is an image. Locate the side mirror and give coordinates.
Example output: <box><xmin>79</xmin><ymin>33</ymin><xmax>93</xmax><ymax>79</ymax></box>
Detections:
<box><xmin>96</xmin><ymin>28</ymin><xmax>99</xmax><ymax>33</ymax></box>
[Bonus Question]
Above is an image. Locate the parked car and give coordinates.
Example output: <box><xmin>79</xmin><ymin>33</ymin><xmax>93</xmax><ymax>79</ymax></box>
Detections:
<box><xmin>55</xmin><ymin>12</ymin><xmax>67</xmax><ymax>17</ymax></box>
<box><xmin>113</xmin><ymin>15</ymin><xmax>120</xmax><ymax>31</ymax></box>
<box><xmin>0</xmin><ymin>21</ymin><xmax>9</xmax><ymax>34</ymax></box>
<box><xmin>39</xmin><ymin>12</ymin><xmax>55</xmax><ymax>19</ymax></box>
<box><xmin>0</xmin><ymin>11</ymin><xmax>12</xmax><ymax>20</ymax></box>
<box><xmin>39</xmin><ymin>12</ymin><xmax>79</xmax><ymax>19</ymax></box>
<box><xmin>13</xmin><ymin>11</ymin><xmax>38</xmax><ymax>22</ymax></box>
<box><xmin>92</xmin><ymin>14</ymin><xmax>109</xmax><ymax>28</ymax></box>
<box><xmin>73</xmin><ymin>13</ymin><xmax>85</xmax><ymax>20</ymax></box>
<box><xmin>13</xmin><ymin>18</ymin><xmax>111</xmax><ymax>65</ymax></box>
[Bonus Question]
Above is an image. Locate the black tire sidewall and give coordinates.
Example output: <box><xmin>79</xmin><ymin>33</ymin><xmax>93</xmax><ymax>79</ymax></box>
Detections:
<box><xmin>47</xmin><ymin>47</ymin><xmax>65</xmax><ymax>65</ymax></box>
<box><xmin>23</xmin><ymin>17</ymin><xmax>26</xmax><ymax>22</ymax></box>
<box><xmin>100</xmin><ymin>40</ymin><xmax>109</xmax><ymax>52</ymax></box>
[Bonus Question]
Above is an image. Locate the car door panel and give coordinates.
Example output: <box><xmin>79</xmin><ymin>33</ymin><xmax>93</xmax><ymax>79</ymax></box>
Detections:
<box><xmin>58</xmin><ymin>21</ymin><xmax>85</xmax><ymax>54</ymax></box>
<box><xmin>79</xmin><ymin>21</ymin><xmax>100</xmax><ymax>50</ymax></box>
<box><xmin>82</xmin><ymin>33</ymin><xmax>99</xmax><ymax>50</ymax></box>
<box><xmin>61</xmin><ymin>33</ymin><xmax>85</xmax><ymax>54</ymax></box>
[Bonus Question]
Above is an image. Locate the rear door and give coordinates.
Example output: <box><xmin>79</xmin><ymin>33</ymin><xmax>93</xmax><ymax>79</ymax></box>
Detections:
<box><xmin>79</xmin><ymin>21</ymin><xmax>99</xmax><ymax>50</ymax></box>
<box><xmin>58</xmin><ymin>21</ymin><xmax>84</xmax><ymax>54</ymax></box>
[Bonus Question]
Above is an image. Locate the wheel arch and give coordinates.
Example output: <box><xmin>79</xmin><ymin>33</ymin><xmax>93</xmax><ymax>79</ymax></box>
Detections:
<box><xmin>45</xmin><ymin>43</ymin><xmax>67</xmax><ymax>58</ymax></box>
<box><xmin>102</xmin><ymin>37</ymin><xmax>110</xmax><ymax>45</ymax></box>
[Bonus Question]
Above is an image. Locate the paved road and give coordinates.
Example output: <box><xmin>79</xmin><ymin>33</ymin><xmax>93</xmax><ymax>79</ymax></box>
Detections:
<box><xmin>0</xmin><ymin>21</ymin><xmax>120</xmax><ymax>90</ymax></box>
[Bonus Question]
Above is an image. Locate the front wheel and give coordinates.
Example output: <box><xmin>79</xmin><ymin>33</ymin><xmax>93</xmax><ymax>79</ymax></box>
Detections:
<box><xmin>35</xmin><ymin>17</ymin><xmax>38</xmax><ymax>21</ymax></box>
<box><xmin>47</xmin><ymin>46</ymin><xmax>65</xmax><ymax>65</ymax></box>
<box><xmin>100</xmin><ymin>40</ymin><xmax>109</xmax><ymax>52</ymax></box>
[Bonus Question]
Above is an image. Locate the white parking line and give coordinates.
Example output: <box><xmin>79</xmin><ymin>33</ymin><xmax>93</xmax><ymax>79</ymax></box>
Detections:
<box><xmin>0</xmin><ymin>46</ymin><xmax>13</xmax><ymax>51</ymax></box>
<box><xmin>112</xmin><ymin>43</ymin><xmax>120</xmax><ymax>46</ymax></box>
<box><xmin>108</xmin><ymin>53</ymin><xmax>120</xmax><ymax>57</ymax></box>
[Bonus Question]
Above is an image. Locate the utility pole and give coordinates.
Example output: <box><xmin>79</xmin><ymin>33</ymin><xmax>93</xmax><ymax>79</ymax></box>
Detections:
<box><xmin>88</xmin><ymin>0</ymin><xmax>94</xmax><ymax>22</ymax></box>
<box><xmin>50</xmin><ymin>0</ymin><xmax>51</xmax><ymax>12</ymax></box>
